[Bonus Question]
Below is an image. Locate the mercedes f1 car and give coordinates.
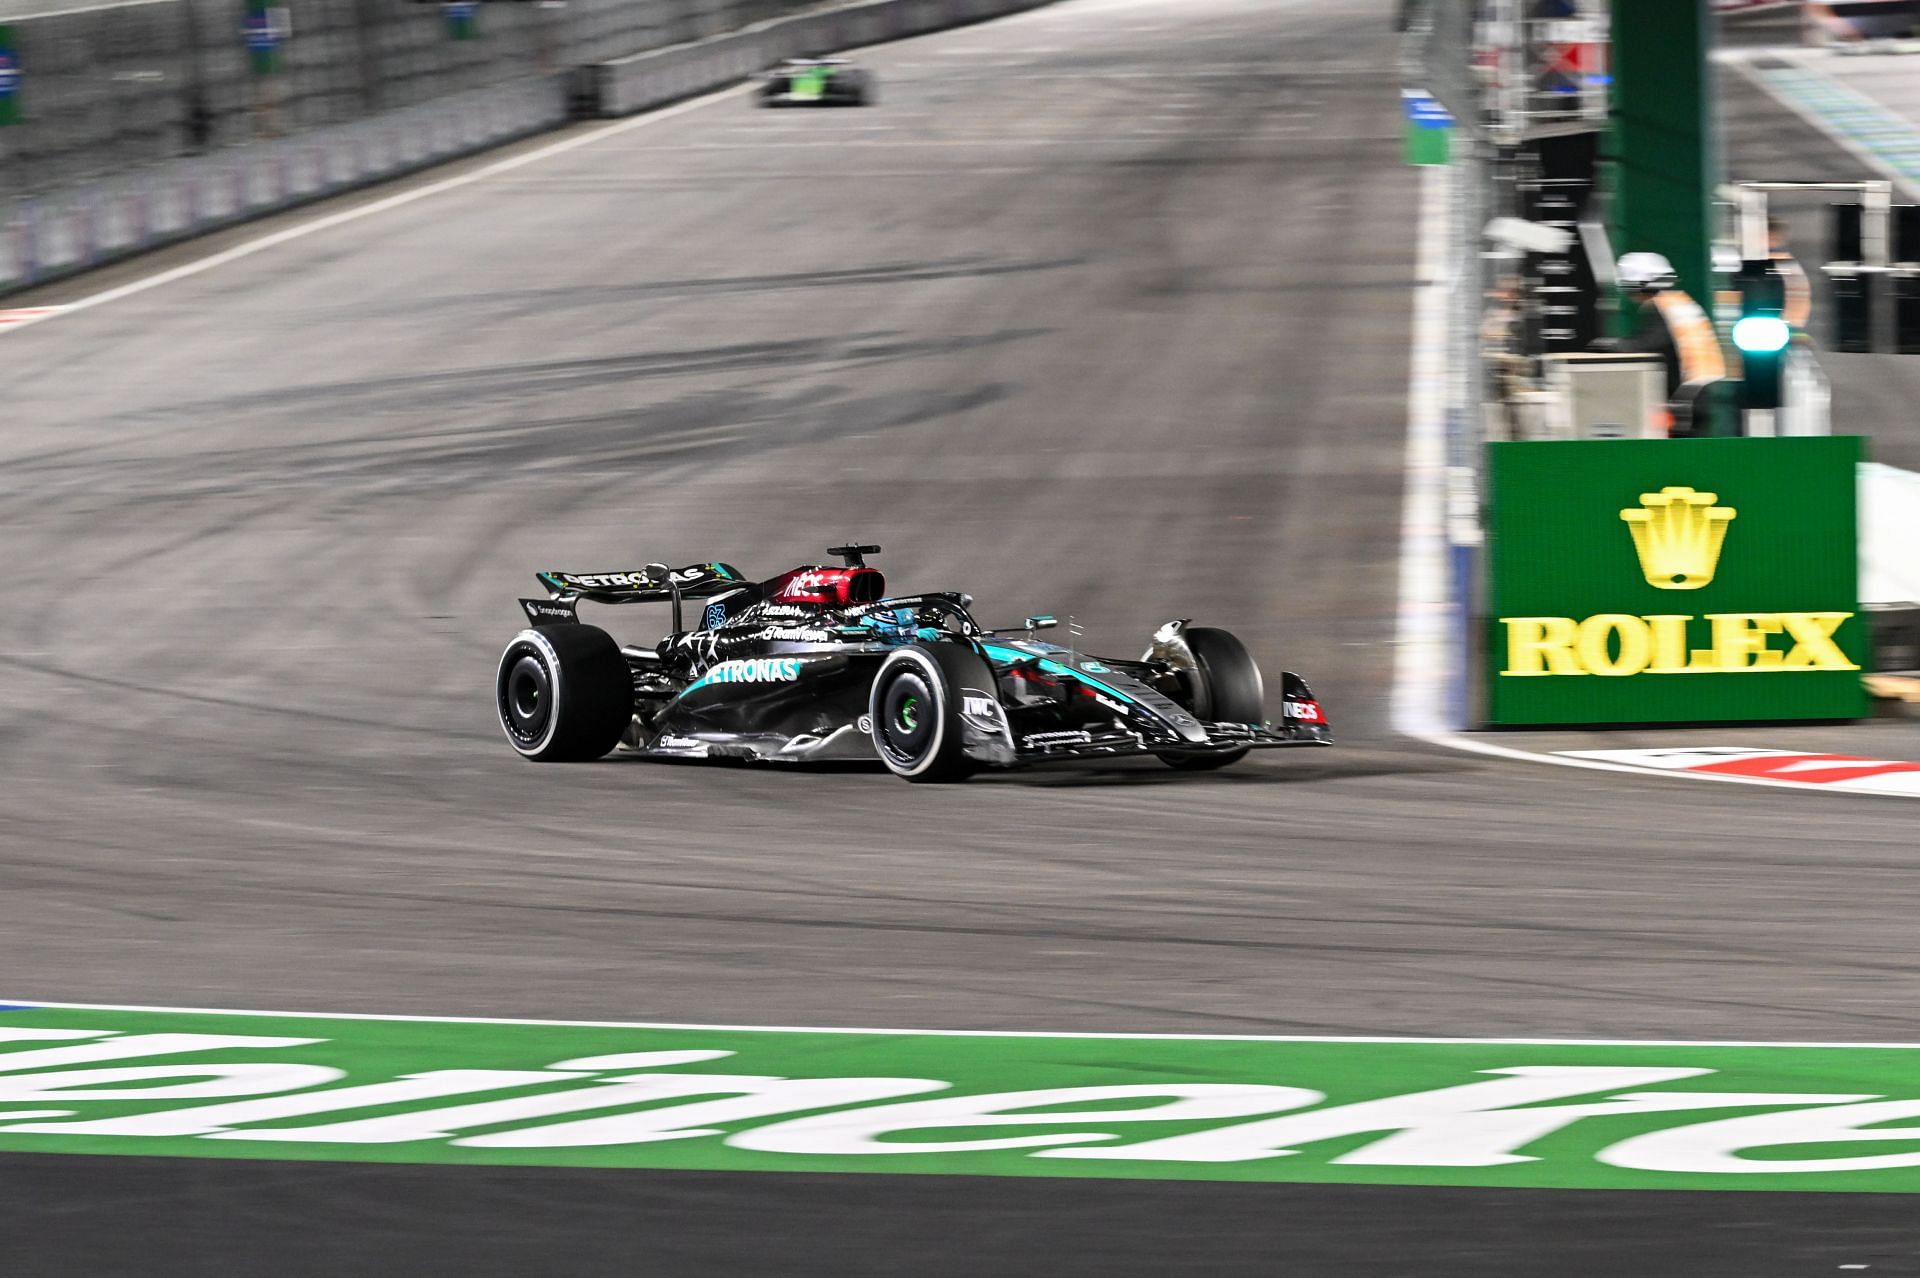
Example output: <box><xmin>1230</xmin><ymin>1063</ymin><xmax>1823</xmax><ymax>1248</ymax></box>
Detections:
<box><xmin>495</xmin><ymin>546</ymin><xmax>1330</xmax><ymax>782</ymax></box>
<box><xmin>758</xmin><ymin>57</ymin><xmax>873</xmax><ymax>107</ymax></box>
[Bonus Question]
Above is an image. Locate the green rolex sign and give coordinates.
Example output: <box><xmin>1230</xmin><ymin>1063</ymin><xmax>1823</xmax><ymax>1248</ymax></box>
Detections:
<box><xmin>1487</xmin><ymin>437</ymin><xmax>1867</xmax><ymax>726</ymax></box>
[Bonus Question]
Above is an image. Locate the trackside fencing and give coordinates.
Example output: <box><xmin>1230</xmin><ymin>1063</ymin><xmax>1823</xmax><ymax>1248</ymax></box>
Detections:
<box><xmin>0</xmin><ymin>0</ymin><xmax>1058</xmax><ymax>296</ymax></box>
<box><xmin>0</xmin><ymin>0</ymin><xmax>788</xmax><ymax>197</ymax></box>
<box><xmin>577</xmin><ymin>0</ymin><xmax>1044</xmax><ymax>118</ymax></box>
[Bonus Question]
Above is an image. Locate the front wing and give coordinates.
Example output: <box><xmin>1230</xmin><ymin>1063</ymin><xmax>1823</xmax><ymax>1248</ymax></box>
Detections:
<box><xmin>635</xmin><ymin>724</ymin><xmax>875</xmax><ymax>764</ymax></box>
<box><xmin>1013</xmin><ymin>719</ymin><xmax>1333</xmax><ymax>763</ymax></box>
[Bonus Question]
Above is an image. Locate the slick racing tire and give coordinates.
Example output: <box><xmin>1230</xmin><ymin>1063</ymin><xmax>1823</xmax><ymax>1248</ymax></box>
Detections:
<box><xmin>868</xmin><ymin>643</ymin><xmax>990</xmax><ymax>782</ymax></box>
<box><xmin>496</xmin><ymin>624</ymin><xmax>633</xmax><ymax>762</ymax></box>
<box><xmin>1158</xmin><ymin>626</ymin><xmax>1264</xmax><ymax>772</ymax></box>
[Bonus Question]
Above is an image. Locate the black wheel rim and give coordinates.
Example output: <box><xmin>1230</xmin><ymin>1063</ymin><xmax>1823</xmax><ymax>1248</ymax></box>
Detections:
<box><xmin>877</xmin><ymin>670</ymin><xmax>935</xmax><ymax>765</ymax></box>
<box><xmin>501</xmin><ymin>651</ymin><xmax>552</xmax><ymax>744</ymax></box>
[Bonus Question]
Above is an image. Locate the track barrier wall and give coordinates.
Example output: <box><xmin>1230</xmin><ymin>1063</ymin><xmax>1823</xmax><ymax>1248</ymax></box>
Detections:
<box><xmin>576</xmin><ymin>0</ymin><xmax>1050</xmax><ymax>118</ymax></box>
<box><xmin>0</xmin><ymin>0</ymin><xmax>1056</xmax><ymax>296</ymax></box>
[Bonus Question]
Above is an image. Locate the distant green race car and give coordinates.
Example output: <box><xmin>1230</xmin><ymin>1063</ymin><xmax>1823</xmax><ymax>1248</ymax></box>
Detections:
<box><xmin>759</xmin><ymin>57</ymin><xmax>874</xmax><ymax>107</ymax></box>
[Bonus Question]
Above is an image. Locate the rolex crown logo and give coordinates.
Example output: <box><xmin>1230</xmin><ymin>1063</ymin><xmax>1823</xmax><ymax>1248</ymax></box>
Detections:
<box><xmin>1620</xmin><ymin>486</ymin><xmax>1737</xmax><ymax>590</ymax></box>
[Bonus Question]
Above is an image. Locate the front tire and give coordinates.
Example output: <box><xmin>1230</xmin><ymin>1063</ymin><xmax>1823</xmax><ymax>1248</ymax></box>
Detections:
<box><xmin>868</xmin><ymin>644</ymin><xmax>989</xmax><ymax>782</ymax></box>
<box><xmin>496</xmin><ymin>625</ymin><xmax>633</xmax><ymax>762</ymax></box>
<box><xmin>1159</xmin><ymin>626</ymin><xmax>1264</xmax><ymax>772</ymax></box>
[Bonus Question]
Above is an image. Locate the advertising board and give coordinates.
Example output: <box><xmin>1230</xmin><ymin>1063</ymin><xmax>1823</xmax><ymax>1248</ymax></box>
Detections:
<box><xmin>1487</xmin><ymin>437</ymin><xmax>1867</xmax><ymax>725</ymax></box>
<box><xmin>0</xmin><ymin>28</ymin><xmax>19</xmax><ymax>128</ymax></box>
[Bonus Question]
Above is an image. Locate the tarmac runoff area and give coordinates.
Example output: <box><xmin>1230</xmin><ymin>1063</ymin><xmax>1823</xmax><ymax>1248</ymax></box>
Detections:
<box><xmin>6</xmin><ymin>0</ymin><xmax>1920</xmax><ymax>1273</ymax></box>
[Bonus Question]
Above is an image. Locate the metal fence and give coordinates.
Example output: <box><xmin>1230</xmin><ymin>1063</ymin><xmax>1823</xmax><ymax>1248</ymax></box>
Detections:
<box><xmin>0</xmin><ymin>0</ymin><xmax>821</xmax><ymax>196</ymax></box>
<box><xmin>1408</xmin><ymin>0</ymin><xmax>1610</xmax><ymax>146</ymax></box>
<box><xmin>0</xmin><ymin>0</ymin><xmax>1057</xmax><ymax>293</ymax></box>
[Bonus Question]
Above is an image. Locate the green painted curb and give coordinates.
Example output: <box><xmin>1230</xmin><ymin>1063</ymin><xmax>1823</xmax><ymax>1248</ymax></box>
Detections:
<box><xmin>4</xmin><ymin>1003</ymin><xmax>1920</xmax><ymax>1191</ymax></box>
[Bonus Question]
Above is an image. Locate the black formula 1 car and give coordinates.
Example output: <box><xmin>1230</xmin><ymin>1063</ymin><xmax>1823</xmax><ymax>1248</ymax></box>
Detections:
<box><xmin>758</xmin><ymin>57</ymin><xmax>873</xmax><ymax>106</ymax></box>
<box><xmin>495</xmin><ymin>546</ymin><xmax>1330</xmax><ymax>782</ymax></box>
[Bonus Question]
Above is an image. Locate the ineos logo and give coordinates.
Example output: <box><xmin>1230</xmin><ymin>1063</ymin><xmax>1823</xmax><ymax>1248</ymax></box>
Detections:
<box><xmin>781</xmin><ymin>570</ymin><xmax>839</xmax><ymax>598</ymax></box>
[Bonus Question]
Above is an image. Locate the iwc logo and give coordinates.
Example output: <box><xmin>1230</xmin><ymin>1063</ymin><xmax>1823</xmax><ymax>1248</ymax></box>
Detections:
<box><xmin>1619</xmin><ymin>487</ymin><xmax>1736</xmax><ymax>590</ymax></box>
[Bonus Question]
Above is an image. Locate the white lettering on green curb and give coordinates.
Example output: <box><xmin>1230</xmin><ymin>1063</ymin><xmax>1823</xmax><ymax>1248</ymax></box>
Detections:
<box><xmin>731</xmin><ymin>1085</ymin><xmax>1320</xmax><ymax>1156</ymax></box>
<box><xmin>5</xmin><ymin>1002</ymin><xmax>1920</xmax><ymax>1192</ymax></box>
<box><xmin>5</xmin><ymin>1071</ymin><xmax>572</xmax><ymax>1138</ymax></box>
<box><xmin>226</xmin><ymin>1070</ymin><xmax>944</xmax><ymax>1147</ymax></box>
<box><xmin>1040</xmin><ymin>1068</ymin><xmax>1870</xmax><ymax>1166</ymax></box>
<box><xmin>461</xmin><ymin>1074</ymin><xmax>952</xmax><ymax>1149</ymax></box>
<box><xmin>1605</xmin><ymin>1101</ymin><xmax>1920</xmax><ymax>1175</ymax></box>
<box><xmin>0</xmin><ymin>1032</ymin><xmax>322</xmax><ymax>1074</ymax></box>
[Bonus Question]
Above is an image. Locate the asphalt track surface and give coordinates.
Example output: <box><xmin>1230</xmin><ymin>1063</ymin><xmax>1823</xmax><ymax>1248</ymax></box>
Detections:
<box><xmin>4</xmin><ymin>1</ymin><xmax>1920</xmax><ymax>1271</ymax></box>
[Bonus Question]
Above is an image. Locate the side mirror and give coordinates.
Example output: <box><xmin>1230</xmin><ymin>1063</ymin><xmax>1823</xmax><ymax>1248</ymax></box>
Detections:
<box><xmin>1024</xmin><ymin>615</ymin><xmax>1059</xmax><ymax>632</ymax></box>
<box><xmin>645</xmin><ymin>562</ymin><xmax>683</xmax><ymax>634</ymax></box>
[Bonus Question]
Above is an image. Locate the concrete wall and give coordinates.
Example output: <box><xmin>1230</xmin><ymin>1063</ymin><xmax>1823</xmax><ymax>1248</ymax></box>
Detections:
<box><xmin>0</xmin><ymin>0</ymin><xmax>819</xmax><ymax>196</ymax></box>
<box><xmin>0</xmin><ymin>0</ymin><xmax>1056</xmax><ymax>295</ymax></box>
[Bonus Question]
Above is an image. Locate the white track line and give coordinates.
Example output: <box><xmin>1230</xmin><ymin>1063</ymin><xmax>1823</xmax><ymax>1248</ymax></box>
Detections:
<box><xmin>0</xmin><ymin>84</ymin><xmax>748</xmax><ymax>339</ymax></box>
<box><xmin>1391</xmin><ymin>161</ymin><xmax>1454</xmax><ymax>741</ymax></box>
<box><xmin>7</xmin><ymin>998</ymin><xmax>1920</xmax><ymax>1048</ymax></box>
<box><xmin>1388</xmin><ymin>159</ymin><xmax>1919</xmax><ymax>800</ymax></box>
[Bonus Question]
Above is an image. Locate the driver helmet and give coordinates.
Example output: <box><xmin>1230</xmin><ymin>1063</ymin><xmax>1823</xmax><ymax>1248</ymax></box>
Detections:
<box><xmin>1616</xmin><ymin>251</ymin><xmax>1677</xmax><ymax>293</ymax></box>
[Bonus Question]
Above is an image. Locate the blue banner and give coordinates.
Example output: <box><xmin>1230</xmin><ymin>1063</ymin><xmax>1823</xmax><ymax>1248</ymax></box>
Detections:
<box><xmin>1401</xmin><ymin>89</ymin><xmax>1454</xmax><ymax>131</ymax></box>
<box><xmin>0</xmin><ymin>30</ymin><xmax>21</xmax><ymax>127</ymax></box>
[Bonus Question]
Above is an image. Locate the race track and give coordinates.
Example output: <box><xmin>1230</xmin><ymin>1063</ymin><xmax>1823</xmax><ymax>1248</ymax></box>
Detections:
<box><xmin>4</xmin><ymin>0</ymin><xmax>1920</xmax><ymax>1270</ymax></box>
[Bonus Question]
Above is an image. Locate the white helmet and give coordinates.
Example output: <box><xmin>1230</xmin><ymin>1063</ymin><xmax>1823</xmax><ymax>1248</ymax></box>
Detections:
<box><xmin>1616</xmin><ymin>251</ymin><xmax>1677</xmax><ymax>292</ymax></box>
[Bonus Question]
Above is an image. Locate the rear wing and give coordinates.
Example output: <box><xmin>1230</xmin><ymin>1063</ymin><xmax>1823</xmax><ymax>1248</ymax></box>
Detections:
<box><xmin>536</xmin><ymin>563</ymin><xmax>746</xmax><ymax>604</ymax></box>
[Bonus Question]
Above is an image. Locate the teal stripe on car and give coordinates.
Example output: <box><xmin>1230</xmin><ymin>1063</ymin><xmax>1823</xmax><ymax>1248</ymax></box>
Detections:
<box><xmin>980</xmin><ymin>643</ymin><xmax>1138</xmax><ymax>704</ymax></box>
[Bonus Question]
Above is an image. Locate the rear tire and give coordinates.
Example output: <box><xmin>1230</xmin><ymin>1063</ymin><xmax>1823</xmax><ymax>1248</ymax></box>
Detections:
<box><xmin>868</xmin><ymin>644</ymin><xmax>989</xmax><ymax>782</ymax></box>
<box><xmin>496</xmin><ymin>625</ymin><xmax>633</xmax><ymax>762</ymax></box>
<box><xmin>1158</xmin><ymin>626</ymin><xmax>1264</xmax><ymax>772</ymax></box>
